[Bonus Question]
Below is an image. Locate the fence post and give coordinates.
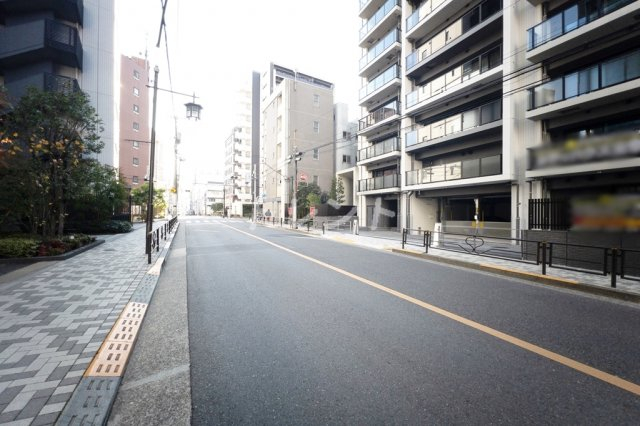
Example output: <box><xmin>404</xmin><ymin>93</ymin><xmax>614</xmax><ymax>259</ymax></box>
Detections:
<box><xmin>548</xmin><ymin>242</ymin><xmax>553</xmax><ymax>268</ymax></box>
<box><xmin>147</xmin><ymin>233</ymin><xmax>151</xmax><ymax>264</ymax></box>
<box><xmin>611</xmin><ymin>248</ymin><xmax>618</xmax><ymax>288</ymax></box>
<box><xmin>541</xmin><ymin>242</ymin><xmax>547</xmax><ymax>275</ymax></box>
<box><xmin>425</xmin><ymin>231</ymin><xmax>430</xmax><ymax>253</ymax></box>
<box><xmin>156</xmin><ymin>229</ymin><xmax>160</xmax><ymax>252</ymax></box>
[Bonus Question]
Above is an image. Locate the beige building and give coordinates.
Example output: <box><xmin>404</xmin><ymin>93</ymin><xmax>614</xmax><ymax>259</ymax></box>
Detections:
<box><xmin>260</xmin><ymin>64</ymin><xmax>335</xmax><ymax>220</ymax></box>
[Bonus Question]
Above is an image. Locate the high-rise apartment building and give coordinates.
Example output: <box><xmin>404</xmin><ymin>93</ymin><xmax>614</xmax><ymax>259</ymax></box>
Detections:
<box><xmin>260</xmin><ymin>63</ymin><xmax>335</xmax><ymax>220</ymax></box>
<box><xmin>357</xmin><ymin>0</ymin><xmax>640</xmax><ymax>238</ymax></box>
<box><xmin>0</xmin><ymin>0</ymin><xmax>118</xmax><ymax>167</ymax></box>
<box><xmin>119</xmin><ymin>56</ymin><xmax>150</xmax><ymax>189</ymax></box>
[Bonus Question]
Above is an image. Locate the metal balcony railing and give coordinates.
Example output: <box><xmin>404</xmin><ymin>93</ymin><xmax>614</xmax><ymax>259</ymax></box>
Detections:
<box><xmin>358</xmin><ymin>174</ymin><xmax>400</xmax><ymax>191</ymax></box>
<box><xmin>358</xmin><ymin>137</ymin><xmax>400</xmax><ymax>162</ymax></box>
<box><xmin>528</xmin><ymin>49</ymin><xmax>640</xmax><ymax>110</ymax></box>
<box><xmin>405</xmin><ymin>99</ymin><xmax>502</xmax><ymax>147</ymax></box>
<box><xmin>359</xmin><ymin>100</ymin><xmax>399</xmax><ymax>131</ymax></box>
<box><xmin>406</xmin><ymin>154</ymin><xmax>502</xmax><ymax>185</ymax></box>
<box><xmin>527</xmin><ymin>0</ymin><xmax>634</xmax><ymax>50</ymax></box>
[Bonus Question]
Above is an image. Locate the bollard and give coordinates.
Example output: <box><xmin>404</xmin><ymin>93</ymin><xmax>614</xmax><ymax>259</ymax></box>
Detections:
<box><xmin>402</xmin><ymin>228</ymin><xmax>407</xmax><ymax>250</ymax></box>
<box><xmin>307</xmin><ymin>221</ymin><xmax>311</xmax><ymax>232</ymax></box>
<box><xmin>611</xmin><ymin>248</ymin><xmax>618</xmax><ymax>288</ymax></box>
<box><xmin>156</xmin><ymin>229</ymin><xmax>160</xmax><ymax>252</ymax></box>
<box><xmin>323</xmin><ymin>222</ymin><xmax>326</xmax><ymax>235</ymax></box>
<box><xmin>147</xmin><ymin>233</ymin><xmax>152</xmax><ymax>264</ymax></box>
<box><xmin>424</xmin><ymin>231</ymin><xmax>430</xmax><ymax>254</ymax></box>
<box><xmin>541</xmin><ymin>241</ymin><xmax>547</xmax><ymax>275</ymax></box>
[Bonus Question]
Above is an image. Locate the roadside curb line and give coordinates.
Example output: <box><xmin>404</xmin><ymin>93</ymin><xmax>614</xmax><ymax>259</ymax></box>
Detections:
<box><xmin>392</xmin><ymin>248</ymin><xmax>640</xmax><ymax>303</ymax></box>
<box><xmin>56</xmin><ymin>223</ymin><xmax>179</xmax><ymax>426</ymax></box>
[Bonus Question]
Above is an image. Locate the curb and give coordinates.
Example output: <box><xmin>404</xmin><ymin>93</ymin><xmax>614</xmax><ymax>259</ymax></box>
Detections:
<box><xmin>56</xmin><ymin>224</ymin><xmax>179</xmax><ymax>425</ymax></box>
<box><xmin>392</xmin><ymin>248</ymin><xmax>640</xmax><ymax>304</ymax></box>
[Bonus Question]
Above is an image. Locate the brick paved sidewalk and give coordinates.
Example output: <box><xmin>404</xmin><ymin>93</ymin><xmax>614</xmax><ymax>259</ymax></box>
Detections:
<box><xmin>0</xmin><ymin>225</ymin><xmax>165</xmax><ymax>425</ymax></box>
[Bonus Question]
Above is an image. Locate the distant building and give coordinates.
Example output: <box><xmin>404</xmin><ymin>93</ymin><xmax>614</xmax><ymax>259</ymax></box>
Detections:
<box><xmin>260</xmin><ymin>63</ymin><xmax>335</xmax><ymax>220</ymax></box>
<box><xmin>119</xmin><ymin>56</ymin><xmax>150</xmax><ymax>189</ymax></box>
<box><xmin>0</xmin><ymin>0</ymin><xmax>118</xmax><ymax>167</ymax></box>
<box><xmin>334</xmin><ymin>103</ymin><xmax>357</xmax><ymax>206</ymax></box>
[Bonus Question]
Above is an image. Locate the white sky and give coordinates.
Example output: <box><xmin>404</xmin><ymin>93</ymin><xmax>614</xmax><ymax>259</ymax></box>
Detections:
<box><xmin>116</xmin><ymin>0</ymin><xmax>362</xmax><ymax>184</ymax></box>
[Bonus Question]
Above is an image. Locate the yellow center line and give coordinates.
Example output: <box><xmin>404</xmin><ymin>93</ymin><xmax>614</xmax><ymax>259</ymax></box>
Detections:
<box><xmin>224</xmin><ymin>223</ymin><xmax>640</xmax><ymax>397</ymax></box>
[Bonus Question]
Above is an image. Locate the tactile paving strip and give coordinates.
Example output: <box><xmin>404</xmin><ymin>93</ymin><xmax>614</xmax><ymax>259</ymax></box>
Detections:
<box><xmin>84</xmin><ymin>302</ymin><xmax>147</xmax><ymax>377</ymax></box>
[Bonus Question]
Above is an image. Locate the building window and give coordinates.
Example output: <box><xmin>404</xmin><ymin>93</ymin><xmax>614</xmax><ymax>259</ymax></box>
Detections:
<box><xmin>132</xmin><ymin>176</ymin><xmax>139</xmax><ymax>183</ymax></box>
<box><xmin>133</xmin><ymin>122</ymin><xmax>140</xmax><ymax>131</ymax></box>
<box><xmin>133</xmin><ymin>70</ymin><xmax>140</xmax><ymax>80</ymax></box>
<box><xmin>313</xmin><ymin>121</ymin><xmax>320</xmax><ymax>133</ymax></box>
<box><xmin>342</xmin><ymin>154</ymin><xmax>351</xmax><ymax>164</ymax></box>
<box><xmin>133</xmin><ymin>141</ymin><xmax>140</xmax><ymax>149</ymax></box>
<box><xmin>133</xmin><ymin>157</ymin><xmax>139</xmax><ymax>166</ymax></box>
<box><xmin>313</xmin><ymin>175</ymin><xmax>319</xmax><ymax>185</ymax></box>
<box><xmin>133</xmin><ymin>87</ymin><xmax>139</xmax><ymax>97</ymax></box>
<box><xmin>313</xmin><ymin>148</ymin><xmax>319</xmax><ymax>160</ymax></box>
<box><xmin>313</xmin><ymin>94</ymin><xmax>320</xmax><ymax>107</ymax></box>
<box><xmin>133</xmin><ymin>104</ymin><xmax>139</xmax><ymax>113</ymax></box>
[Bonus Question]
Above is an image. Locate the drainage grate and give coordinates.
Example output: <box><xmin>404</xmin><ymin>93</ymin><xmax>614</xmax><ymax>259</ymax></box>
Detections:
<box><xmin>56</xmin><ymin>377</ymin><xmax>121</xmax><ymax>426</ymax></box>
<box><xmin>84</xmin><ymin>302</ymin><xmax>147</xmax><ymax>377</ymax></box>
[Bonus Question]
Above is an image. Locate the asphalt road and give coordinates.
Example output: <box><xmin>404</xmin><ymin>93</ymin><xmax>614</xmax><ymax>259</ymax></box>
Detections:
<box><xmin>186</xmin><ymin>218</ymin><xmax>640</xmax><ymax>424</ymax></box>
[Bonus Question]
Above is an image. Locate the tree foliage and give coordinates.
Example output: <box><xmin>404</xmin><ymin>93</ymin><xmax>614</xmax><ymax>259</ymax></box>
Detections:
<box><xmin>131</xmin><ymin>183</ymin><xmax>167</xmax><ymax>217</ymax></box>
<box><xmin>296</xmin><ymin>182</ymin><xmax>323</xmax><ymax>218</ymax></box>
<box><xmin>0</xmin><ymin>88</ymin><xmax>103</xmax><ymax>237</ymax></box>
<box><xmin>329</xmin><ymin>177</ymin><xmax>346</xmax><ymax>205</ymax></box>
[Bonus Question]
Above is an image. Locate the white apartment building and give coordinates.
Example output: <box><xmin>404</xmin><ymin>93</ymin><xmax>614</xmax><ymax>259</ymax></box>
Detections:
<box><xmin>357</xmin><ymin>0</ymin><xmax>640</xmax><ymax>238</ymax></box>
<box><xmin>335</xmin><ymin>103</ymin><xmax>358</xmax><ymax>206</ymax></box>
<box><xmin>260</xmin><ymin>64</ymin><xmax>335</xmax><ymax>220</ymax></box>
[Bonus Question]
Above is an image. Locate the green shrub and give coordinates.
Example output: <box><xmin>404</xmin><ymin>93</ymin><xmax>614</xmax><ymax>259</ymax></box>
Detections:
<box><xmin>99</xmin><ymin>220</ymin><xmax>132</xmax><ymax>234</ymax></box>
<box><xmin>0</xmin><ymin>237</ymin><xmax>39</xmax><ymax>258</ymax></box>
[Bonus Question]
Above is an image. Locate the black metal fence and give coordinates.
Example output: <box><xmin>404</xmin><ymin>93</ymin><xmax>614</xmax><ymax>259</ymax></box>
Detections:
<box><xmin>528</xmin><ymin>198</ymin><xmax>570</xmax><ymax>230</ymax></box>
<box><xmin>402</xmin><ymin>228</ymin><xmax>640</xmax><ymax>289</ymax></box>
<box><xmin>147</xmin><ymin>217</ymin><xmax>178</xmax><ymax>264</ymax></box>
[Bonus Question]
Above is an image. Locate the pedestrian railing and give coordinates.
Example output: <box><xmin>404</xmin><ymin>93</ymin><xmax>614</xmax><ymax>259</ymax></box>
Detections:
<box><xmin>147</xmin><ymin>217</ymin><xmax>179</xmax><ymax>264</ymax></box>
<box><xmin>402</xmin><ymin>228</ymin><xmax>640</xmax><ymax>289</ymax></box>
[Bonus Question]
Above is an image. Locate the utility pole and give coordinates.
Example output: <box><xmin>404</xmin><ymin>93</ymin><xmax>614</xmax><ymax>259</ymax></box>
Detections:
<box><xmin>145</xmin><ymin>66</ymin><xmax>159</xmax><ymax>255</ymax></box>
<box><xmin>287</xmin><ymin>146</ymin><xmax>303</xmax><ymax>228</ymax></box>
<box><xmin>252</xmin><ymin>163</ymin><xmax>257</xmax><ymax>222</ymax></box>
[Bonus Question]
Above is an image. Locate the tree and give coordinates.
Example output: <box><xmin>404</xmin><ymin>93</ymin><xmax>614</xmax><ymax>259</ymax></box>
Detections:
<box><xmin>66</xmin><ymin>161</ymin><xmax>128</xmax><ymax>225</ymax></box>
<box><xmin>131</xmin><ymin>183</ymin><xmax>167</xmax><ymax>217</ymax></box>
<box><xmin>329</xmin><ymin>177</ymin><xmax>346</xmax><ymax>205</ymax></box>
<box><xmin>296</xmin><ymin>182</ymin><xmax>321</xmax><ymax>218</ymax></box>
<box><xmin>0</xmin><ymin>88</ymin><xmax>103</xmax><ymax>237</ymax></box>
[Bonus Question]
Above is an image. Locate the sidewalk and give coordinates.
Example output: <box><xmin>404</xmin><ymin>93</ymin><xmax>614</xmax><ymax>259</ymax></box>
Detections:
<box><xmin>0</xmin><ymin>224</ymin><xmax>168</xmax><ymax>425</ymax></box>
<box><xmin>257</xmin><ymin>221</ymin><xmax>640</xmax><ymax>300</ymax></box>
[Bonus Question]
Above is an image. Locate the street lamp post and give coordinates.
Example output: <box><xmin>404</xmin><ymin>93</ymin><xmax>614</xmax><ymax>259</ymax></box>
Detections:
<box><xmin>145</xmin><ymin>66</ymin><xmax>202</xmax><ymax>255</ymax></box>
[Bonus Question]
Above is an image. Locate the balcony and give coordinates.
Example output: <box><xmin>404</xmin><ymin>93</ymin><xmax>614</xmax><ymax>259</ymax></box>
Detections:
<box><xmin>406</xmin><ymin>99</ymin><xmax>502</xmax><ymax>150</ymax></box>
<box><xmin>358</xmin><ymin>174</ymin><xmax>400</xmax><ymax>192</ymax></box>
<box><xmin>358</xmin><ymin>137</ymin><xmax>400</xmax><ymax>165</ymax></box>
<box><xmin>359</xmin><ymin>99</ymin><xmax>399</xmax><ymax>134</ymax></box>
<box><xmin>526</xmin><ymin>0</ymin><xmax>637</xmax><ymax>63</ymax></box>
<box><xmin>0</xmin><ymin>19</ymin><xmax>82</xmax><ymax>70</ymax></box>
<box><xmin>0</xmin><ymin>0</ymin><xmax>83</xmax><ymax>25</ymax></box>
<box><xmin>405</xmin><ymin>0</ymin><xmax>502</xmax><ymax>78</ymax></box>
<box><xmin>4</xmin><ymin>72</ymin><xmax>80</xmax><ymax>98</ymax></box>
<box><xmin>359</xmin><ymin>29</ymin><xmax>401</xmax><ymax>77</ymax></box>
<box><xmin>526</xmin><ymin>49</ymin><xmax>640</xmax><ymax>120</ymax></box>
<box><xmin>359</xmin><ymin>0</ymin><xmax>387</xmax><ymax>19</ymax></box>
<box><xmin>359</xmin><ymin>0</ymin><xmax>400</xmax><ymax>47</ymax></box>
<box><xmin>406</xmin><ymin>45</ymin><xmax>502</xmax><ymax>114</ymax></box>
<box><xmin>406</xmin><ymin>154</ymin><xmax>502</xmax><ymax>186</ymax></box>
<box><xmin>359</xmin><ymin>64</ymin><xmax>401</xmax><ymax>106</ymax></box>
<box><xmin>405</xmin><ymin>0</ymin><xmax>463</xmax><ymax>43</ymax></box>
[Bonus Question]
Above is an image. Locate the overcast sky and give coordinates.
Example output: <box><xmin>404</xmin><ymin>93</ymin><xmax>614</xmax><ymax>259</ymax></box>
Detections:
<box><xmin>116</xmin><ymin>0</ymin><xmax>362</xmax><ymax>182</ymax></box>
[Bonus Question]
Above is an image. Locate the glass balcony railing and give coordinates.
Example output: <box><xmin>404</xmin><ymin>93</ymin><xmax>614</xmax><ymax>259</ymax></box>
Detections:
<box><xmin>359</xmin><ymin>64</ymin><xmax>400</xmax><ymax>100</ymax></box>
<box><xmin>406</xmin><ymin>0</ymin><xmax>447</xmax><ymax>32</ymax></box>
<box><xmin>406</xmin><ymin>0</ymin><xmax>502</xmax><ymax>71</ymax></box>
<box><xmin>359</xmin><ymin>100</ymin><xmax>399</xmax><ymax>131</ymax></box>
<box><xmin>405</xmin><ymin>154</ymin><xmax>502</xmax><ymax>185</ymax></box>
<box><xmin>359</xmin><ymin>29</ymin><xmax>400</xmax><ymax>70</ymax></box>
<box><xmin>406</xmin><ymin>45</ymin><xmax>502</xmax><ymax>108</ymax></box>
<box><xmin>358</xmin><ymin>137</ymin><xmax>400</xmax><ymax>162</ymax></box>
<box><xmin>359</xmin><ymin>0</ymin><xmax>399</xmax><ymax>40</ymax></box>
<box><xmin>405</xmin><ymin>99</ymin><xmax>502</xmax><ymax>147</ymax></box>
<box><xmin>44</xmin><ymin>73</ymin><xmax>80</xmax><ymax>94</ymax></box>
<box><xmin>527</xmin><ymin>0</ymin><xmax>634</xmax><ymax>50</ymax></box>
<box><xmin>358</xmin><ymin>174</ymin><xmax>400</xmax><ymax>191</ymax></box>
<box><xmin>528</xmin><ymin>49</ymin><xmax>640</xmax><ymax>110</ymax></box>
